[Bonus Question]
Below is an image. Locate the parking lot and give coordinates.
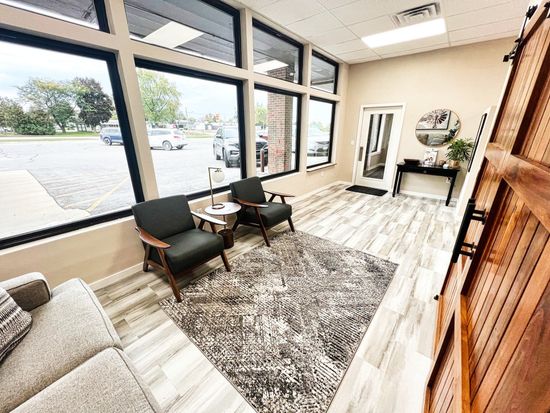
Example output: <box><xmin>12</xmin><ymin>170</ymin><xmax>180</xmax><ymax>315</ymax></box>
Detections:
<box><xmin>0</xmin><ymin>136</ymin><xmax>242</xmax><ymax>237</ymax></box>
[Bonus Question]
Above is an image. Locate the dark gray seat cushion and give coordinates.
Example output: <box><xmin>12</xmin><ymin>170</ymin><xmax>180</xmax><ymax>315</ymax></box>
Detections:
<box><xmin>150</xmin><ymin>229</ymin><xmax>224</xmax><ymax>274</ymax></box>
<box><xmin>132</xmin><ymin>195</ymin><xmax>196</xmax><ymax>240</ymax></box>
<box><xmin>240</xmin><ymin>202</ymin><xmax>292</xmax><ymax>227</ymax></box>
<box><xmin>230</xmin><ymin>177</ymin><xmax>266</xmax><ymax>204</ymax></box>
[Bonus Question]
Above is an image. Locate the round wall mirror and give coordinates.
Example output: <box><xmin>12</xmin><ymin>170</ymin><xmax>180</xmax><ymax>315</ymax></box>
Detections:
<box><xmin>415</xmin><ymin>109</ymin><xmax>461</xmax><ymax>147</ymax></box>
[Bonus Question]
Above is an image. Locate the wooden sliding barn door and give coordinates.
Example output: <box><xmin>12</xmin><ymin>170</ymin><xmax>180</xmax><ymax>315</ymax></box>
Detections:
<box><xmin>424</xmin><ymin>4</ymin><xmax>550</xmax><ymax>413</ymax></box>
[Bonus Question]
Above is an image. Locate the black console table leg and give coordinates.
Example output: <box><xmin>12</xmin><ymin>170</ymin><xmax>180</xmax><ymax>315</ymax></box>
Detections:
<box><xmin>397</xmin><ymin>170</ymin><xmax>403</xmax><ymax>194</ymax></box>
<box><xmin>446</xmin><ymin>176</ymin><xmax>456</xmax><ymax>206</ymax></box>
<box><xmin>392</xmin><ymin>170</ymin><xmax>399</xmax><ymax>197</ymax></box>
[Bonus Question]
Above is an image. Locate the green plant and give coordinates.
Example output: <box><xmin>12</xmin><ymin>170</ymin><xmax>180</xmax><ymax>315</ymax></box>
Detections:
<box><xmin>446</xmin><ymin>138</ymin><xmax>474</xmax><ymax>162</ymax></box>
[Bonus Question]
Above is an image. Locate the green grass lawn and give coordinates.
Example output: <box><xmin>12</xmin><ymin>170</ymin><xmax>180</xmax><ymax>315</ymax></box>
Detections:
<box><xmin>0</xmin><ymin>131</ymin><xmax>99</xmax><ymax>138</ymax></box>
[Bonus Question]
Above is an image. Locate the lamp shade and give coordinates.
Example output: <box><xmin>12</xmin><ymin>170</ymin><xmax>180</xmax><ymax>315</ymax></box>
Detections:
<box><xmin>211</xmin><ymin>168</ymin><xmax>225</xmax><ymax>183</ymax></box>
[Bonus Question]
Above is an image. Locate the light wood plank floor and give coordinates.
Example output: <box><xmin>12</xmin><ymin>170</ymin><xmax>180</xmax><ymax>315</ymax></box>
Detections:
<box><xmin>94</xmin><ymin>183</ymin><xmax>458</xmax><ymax>413</ymax></box>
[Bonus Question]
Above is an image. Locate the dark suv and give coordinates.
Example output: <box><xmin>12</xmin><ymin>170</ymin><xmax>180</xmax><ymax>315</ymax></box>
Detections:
<box><xmin>213</xmin><ymin>126</ymin><xmax>268</xmax><ymax>168</ymax></box>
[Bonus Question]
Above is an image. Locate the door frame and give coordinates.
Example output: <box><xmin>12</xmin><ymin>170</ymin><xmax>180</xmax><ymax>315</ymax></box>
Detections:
<box><xmin>351</xmin><ymin>103</ymin><xmax>406</xmax><ymax>190</ymax></box>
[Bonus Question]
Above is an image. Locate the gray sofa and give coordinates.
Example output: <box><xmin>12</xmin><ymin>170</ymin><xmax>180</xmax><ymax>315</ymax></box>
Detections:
<box><xmin>0</xmin><ymin>273</ymin><xmax>161</xmax><ymax>413</ymax></box>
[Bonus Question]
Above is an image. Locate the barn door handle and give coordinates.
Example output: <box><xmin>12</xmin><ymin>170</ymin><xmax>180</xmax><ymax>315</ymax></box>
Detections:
<box><xmin>358</xmin><ymin>146</ymin><xmax>364</xmax><ymax>162</ymax></box>
<box><xmin>451</xmin><ymin>198</ymin><xmax>487</xmax><ymax>263</ymax></box>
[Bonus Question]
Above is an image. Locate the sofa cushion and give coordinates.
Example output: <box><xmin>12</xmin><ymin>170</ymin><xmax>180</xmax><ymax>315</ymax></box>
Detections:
<box><xmin>0</xmin><ymin>287</ymin><xmax>32</xmax><ymax>362</ymax></box>
<box><xmin>12</xmin><ymin>348</ymin><xmax>161</xmax><ymax>413</ymax></box>
<box><xmin>240</xmin><ymin>201</ymin><xmax>292</xmax><ymax>227</ymax></box>
<box><xmin>0</xmin><ymin>278</ymin><xmax>122</xmax><ymax>412</ymax></box>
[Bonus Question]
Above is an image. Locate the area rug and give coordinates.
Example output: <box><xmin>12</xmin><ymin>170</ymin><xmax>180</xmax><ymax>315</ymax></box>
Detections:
<box><xmin>160</xmin><ymin>231</ymin><xmax>397</xmax><ymax>413</ymax></box>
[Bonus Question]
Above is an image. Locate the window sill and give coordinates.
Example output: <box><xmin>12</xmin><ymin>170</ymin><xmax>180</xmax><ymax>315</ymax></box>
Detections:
<box><xmin>307</xmin><ymin>163</ymin><xmax>336</xmax><ymax>172</ymax></box>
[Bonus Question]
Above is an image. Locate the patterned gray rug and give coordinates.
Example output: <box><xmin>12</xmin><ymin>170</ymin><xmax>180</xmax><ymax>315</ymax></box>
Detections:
<box><xmin>160</xmin><ymin>231</ymin><xmax>397</xmax><ymax>413</ymax></box>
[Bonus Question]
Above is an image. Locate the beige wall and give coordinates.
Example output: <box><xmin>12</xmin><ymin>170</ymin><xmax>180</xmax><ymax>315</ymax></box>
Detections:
<box><xmin>341</xmin><ymin>38</ymin><xmax>512</xmax><ymax>199</ymax></box>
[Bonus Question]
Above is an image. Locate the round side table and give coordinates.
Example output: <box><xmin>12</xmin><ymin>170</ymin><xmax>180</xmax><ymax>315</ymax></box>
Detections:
<box><xmin>204</xmin><ymin>202</ymin><xmax>241</xmax><ymax>249</ymax></box>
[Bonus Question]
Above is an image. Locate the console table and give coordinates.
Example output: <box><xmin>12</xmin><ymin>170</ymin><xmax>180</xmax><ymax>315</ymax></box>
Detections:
<box><xmin>392</xmin><ymin>162</ymin><xmax>460</xmax><ymax>206</ymax></box>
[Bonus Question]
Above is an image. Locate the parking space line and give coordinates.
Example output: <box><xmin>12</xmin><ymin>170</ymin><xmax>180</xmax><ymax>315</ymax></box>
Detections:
<box><xmin>87</xmin><ymin>176</ymin><xmax>129</xmax><ymax>213</ymax></box>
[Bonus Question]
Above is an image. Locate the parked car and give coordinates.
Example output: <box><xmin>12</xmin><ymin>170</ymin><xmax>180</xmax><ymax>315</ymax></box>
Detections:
<box><xmin>213</xmin><ymin>126</ymin><xmax>268</xmax><ymax>168</ymax></box>
<box><xmin>148</xmin><ymin>128</ymin><xmax>187</xmax><ymax>151</ymax></box>
<box><xmin>307</xmin><ymin>127</ymin><xmax>330</xmax><ymax>157</ymax></box>
<box><xmin>100</xmin><ymin>127</ymin><xmax>188</xmax><ymax>151</ymax></box>
<box><xmin>100</xmin><ymin>127</ymin><xmax>124</xmax><ymax>145</ymax></box>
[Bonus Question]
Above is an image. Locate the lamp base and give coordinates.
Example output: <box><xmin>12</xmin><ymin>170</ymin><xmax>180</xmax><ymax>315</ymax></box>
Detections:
<box><xmin>211</xmin><ymin>203</ymin><xmax>225</xmax><ymax>210</ymax></box>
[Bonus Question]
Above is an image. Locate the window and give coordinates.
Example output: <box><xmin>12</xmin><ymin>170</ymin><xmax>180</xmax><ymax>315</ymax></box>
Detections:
<box><xmin>0</xmin><ymin>0</ymin><xmax>107</xmax><ymax>30</ymax></box>
<box><xmin>0</xmin><ymin>30</ymin><xmax>143</xmax><ymax>248</ymax></box>
<box><xmin>254</xmin><ymin>86</ymin><xmax>299</xmax><ymax>178</ymax></box>
<box><xmin>124</xmin><ymin>0</ymin><xmax>240</xmax><ymax>66</ymax></box>
<box><xmin>253</xmin><ymin>21</ymin><xmax>302</xmax><ymax>84</ymax></box>
<box><xmin>311</xmin><ymin>51</ymin><xmax>338</xmax><ymax>94</ymax></box>
<box><xmin>308</xmin><ymin>99</ymin><xmax>335</xmax><ymax>167</ymax></box>
<box><xmin>135</xmin><ymin>60</ymin><xmax>244</xmax><ymax>198</ymax></box>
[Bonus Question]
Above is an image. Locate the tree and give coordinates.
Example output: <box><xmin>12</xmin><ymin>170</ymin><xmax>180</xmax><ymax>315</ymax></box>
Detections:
<box><xmin>73</xmin><ymin>77</ymin><xmax>114</xmax><ymax>128</ymax></box>
<box><xmin>15</xmin><ymin>109</ymin><xmax>55</xmax><ymax>135</ymax></box>
<box><xmin>18</xmin><ymin>78</ymin><xmax>75</xmax><ymax>133</ymax></box>
<box><xmin>0</xmin><ymin>97</ymin><xmax>24</xmax><ymax>130</ymax></box>
<box><xmin>255</xmin><ymin>103</ymin><xmax>267</xmax><ymax>128</ymax></box>
<box><xmin>136</xmin><ymin>69</ymin><xmax>181</xmax><ymax>125</ymax></box>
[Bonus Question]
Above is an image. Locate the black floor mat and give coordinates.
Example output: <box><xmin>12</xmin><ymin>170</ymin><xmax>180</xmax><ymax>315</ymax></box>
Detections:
<box><xmin>346</xmin><ymin>185</ymin><xmax>388</xmax><ymax>196</ymax></box>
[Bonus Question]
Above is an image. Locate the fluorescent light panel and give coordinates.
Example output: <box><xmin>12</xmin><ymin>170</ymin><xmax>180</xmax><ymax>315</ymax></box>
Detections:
<box><xmin>143</xmin><ymin>21</ymin><xmax>203</xmax><ymax>49</ymax></box>
<box><xmin>254</xmin><ymin>60</ymin><xmax>288</xmax><ymax>73</ymax></box>
<box><xmin>362</xmin><ymin>18</ymin><xmax>447</xmax><ymax>48</ymax></box>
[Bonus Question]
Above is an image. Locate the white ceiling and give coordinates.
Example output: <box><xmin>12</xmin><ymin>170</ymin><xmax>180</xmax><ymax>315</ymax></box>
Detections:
<box><xmin>236</xmin><ymin>0</ymin><xmax>532</xmax><ymax>63</ymax></box>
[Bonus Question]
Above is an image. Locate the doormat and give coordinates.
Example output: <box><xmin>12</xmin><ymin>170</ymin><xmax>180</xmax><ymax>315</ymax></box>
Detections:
<box><xmin>346</xmin><ymin>185</ymin><xmax>388</xmax><ymax>196</ymax></box>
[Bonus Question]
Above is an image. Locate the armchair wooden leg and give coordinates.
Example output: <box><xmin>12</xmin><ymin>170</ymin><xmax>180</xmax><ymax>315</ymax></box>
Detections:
<box><xmin>259</xmin><ymin>222</ymin><xmax>271</xmax><ymax>247</ymax></box>
<box><xmin>221</xmin><ymin>251</ymin><xmax>231</xmax><ymax>272</ymax></box>
<box><xmin>166</xmin><ymin>271</ymin><xmax>182</xmax><ymax>303</ymax></box>
<box><xmin>143</xmin><ymin>245</ymin><xmax>150</xmax><ymax>272</ymax></box>
<box><xmin>232</xmin><ymin>219</ymin><xmax>240</xmax><ymax>232</ymax></box>
<box><xmin>288</xmin><ymin>217</ymin><xmax>295</xmax><ymax>232</ymax></box>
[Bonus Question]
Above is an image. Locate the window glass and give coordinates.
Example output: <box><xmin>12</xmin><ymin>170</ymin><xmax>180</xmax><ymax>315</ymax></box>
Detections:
<box><xmin>124</xmin><ymin>0</ymin><xmax>239</xmax><ymax>66</ymax></box>
<box><xmin>311</xmin><ymin>53</ymin><xmax>338</xmax><ymax>94</ymax></box>
<box><xmin>0</xmin><ymin>0</ymin><xmax>101</xmax><ymax>29</ymax></box>
<box><xmin>0</xmin><ymin>40</ymin><xmax>137</xmax><ymax>241</ymax></box>
<box><xmin>254</xmin><ymin>88</ymin><xmax>298</xmax><ymax>177</ymax></box>
<box><xmin>135</xmin><ymin>65</ymin><xmax>242</xmax><ymax>197</ymax></box>
<box><xmin>308</xmin><ymin>99</ymin><xmax>334</xmax><ymax>167</ymax></box>
<box><xmin>253</xmin><ymin>22</ymin><xmax>301</xmax><ymax>84</ymax></box>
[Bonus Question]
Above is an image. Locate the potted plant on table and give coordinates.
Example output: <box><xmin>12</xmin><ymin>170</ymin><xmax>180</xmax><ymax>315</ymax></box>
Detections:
<box><xmin>446</xmin><ymin>138</ymin><xmax>474</xmax><ymax>168</ymax></box>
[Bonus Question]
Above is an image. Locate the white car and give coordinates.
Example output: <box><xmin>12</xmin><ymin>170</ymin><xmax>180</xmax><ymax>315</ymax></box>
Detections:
<box><xmin>148</xmin><ymin>128</ymin><xmax>188</xmax><ymax>151</ymax></box>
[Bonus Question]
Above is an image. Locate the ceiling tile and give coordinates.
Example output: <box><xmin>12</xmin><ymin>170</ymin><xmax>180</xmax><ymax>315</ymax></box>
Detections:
<box><xmin>331</xmin><ymin>0</ymin><xmax>433</xmax><ymax>25</ymax></box>
<box><xmin>449</xmin><ymin>17</ymin><xmax>523</xmax><ymax>42</ymax></box>
<box><xmin>317</xmin><ymin>0</ymin><xmax>357</xmax><ymax>10</ymax></box>
<box><xmin>450</xmin><ymin>31</ymin><xmax>517</xmax><ymax>47</ymax></box>
<box><xmin>287</xmin><ymin>12</ymin><xmax>343</xmax><ymax>37</ymax></box>
<box><xmin>347</xmin><ymin>55</ymin><xmax>382</xmax><ymax>64</ymax></box>
<box><xmin>337</xmin><ymin>48</ymin><xmax>379</xmax><ymax>62</ymax></box>
<box><xmin>238</xmin><ymin>0</ymin><xmax>278</xmax><ymax>9</ymax></box>
<box><xmin>446</xmin><ymin>1</ymin><xmax>528</xmax><ymax>31</ymax></box>
<box><xmin>259</xmin><ymin>0</ymin><xmax>325</xmax><ymax>25</ymax></box>
<box><xmin>307</xmin><ymin>27</ymin><xmax>357</xmax><ymax>46</ymax></box>
<box><xmin>371</xmin><ymin>33</ymin><xmax>449</xmax><ymax>55</ymax></box>
<box><xmin>323</xmin><ymin>39</ymin><xmax>368</xmax><ymax>54</ymax></box>
<box><xmin>348</xmin><ymin>15</ymin><xmax>395</xmax><ymax>38</ymax></box>
<box><xmin>378</xmin><ymin>42</ymin><xmax>449</xmax><ymax>59</ymax></box>
<box><xmin>443</xmin><ymin>0</ymin><xmax>512</xmax><ymax>16</ymax></box>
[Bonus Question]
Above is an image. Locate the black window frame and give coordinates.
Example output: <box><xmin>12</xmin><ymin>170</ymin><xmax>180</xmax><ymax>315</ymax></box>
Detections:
<box><xmin>0</xmin><ymin>0</ymin><xmax>110</xmax><ymax>32</ymax></box>
<box><xmin>0</xmin><ymin>28</ymin><xmax>144</xmax><ymax>250</ymax></box>
<box><xmin>307</xmin><ymin>96</ymin><xmax>336</xmax><ymax>169</ymax></box>
<box><xmin>252</xmin><ymin>19</ymin><xmax>304</xmax><ymax>85</ymax></box>
<box><xmin>311</xmin><ymin>50</ymin><xmax>339</xmax><ymax>95</ymax></box>
<box><xmin>134</xmin><ymin>58</ymin><xmax>247</xmax><ymax>200</ymax></box>
<box><xmin>124</xmin><ymin>0</ymin><xmax>242</xmax><ymax>68</ymax></box>
<box><xmin>254</xmin><ymin>84</ymin><xmax>301</xmax><ymax>181</ymax></box>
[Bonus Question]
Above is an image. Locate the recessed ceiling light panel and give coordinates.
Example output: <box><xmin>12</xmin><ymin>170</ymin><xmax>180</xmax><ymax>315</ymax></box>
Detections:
<box><xmin>143</xmin><ymin>21</ymin><xmax>203</xmax><ymax>49</ymax></box>
<box><xmin>362</xmin><ymin>18</ymin><xmax>447</xmax><ymax>49</ymax></box>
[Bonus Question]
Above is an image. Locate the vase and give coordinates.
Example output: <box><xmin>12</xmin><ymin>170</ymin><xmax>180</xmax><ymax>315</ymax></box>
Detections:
<box><xmin>448</xmin><ymin>160</ymin><xmax>460</xmax><ymax>168</ymax></box>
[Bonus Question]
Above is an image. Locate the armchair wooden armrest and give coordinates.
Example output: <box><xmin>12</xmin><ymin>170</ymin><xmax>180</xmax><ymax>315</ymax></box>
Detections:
<box><xmin>191</xmin><ymin>211</ymin><xmax>227</xmax><ymax>232</ymax></box>
<box><xmin>233</xmin><ymin>197</ymin><xmax>268</xmax><ymax>208</ymax></box>
<box><xmin>135</xmin><ymin>227</ymin><xmax>171</xmax><ymax>249</ymax></box>
<box><xmin>264</xmin><ymin>190</ymin><xmax>295</xmax><ymax>203</ymax></box>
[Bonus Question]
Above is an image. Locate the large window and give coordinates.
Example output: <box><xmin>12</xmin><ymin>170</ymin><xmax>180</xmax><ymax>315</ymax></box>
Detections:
<box><xmin>124</xmin><ymin>0</ymin><xmax>240</xmax><ymax>66</ymax></box>
<box><xmin>0</xmin><ymin>31</ymin><xmax>142</xmax><ymax>247</ymax></box>
<box><xmin>0</xmin><ymin>0</ymin><xmax>107</xmax><ymax>30</ymax></box>
<box><xmin>308</xmin><ymin>99</ymin><xmax>335</xmax><ymax>167</ymax></box>
<box><xmin>311</xmin><ymin>51</ymin><xmax>338</xmax><ymax>94</ymax></box>
<box><xmin>253</xmin><ymin>21</ymin><xmax>302</xmax><ymax>84</ymax></box>
<box><xmin>254</xmin><ymin>86</ymin><xmax>299</xmax><ymax>178</ymax></box>
<box><xmin>135</xmin><ymin>60</ymin><xmax>244</xmax><ymax>198</ymax></box>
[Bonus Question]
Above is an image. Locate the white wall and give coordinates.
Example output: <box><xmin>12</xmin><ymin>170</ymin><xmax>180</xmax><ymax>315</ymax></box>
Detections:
<box><xmin>341</xmin><ymin>38</ymin><xmax>512</xmax><ymax>199</ymax></box>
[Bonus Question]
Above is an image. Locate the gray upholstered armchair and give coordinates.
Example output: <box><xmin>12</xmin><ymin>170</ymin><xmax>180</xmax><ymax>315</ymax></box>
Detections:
<box><xmin>230</xmin><ymin>177</ymin><xmax>295</xmax><ymax>247</ymax></box>
<box><xmin>132</xmin><ymin>195</ymin><xmax>230</xmax><ymax>302</ymax></box>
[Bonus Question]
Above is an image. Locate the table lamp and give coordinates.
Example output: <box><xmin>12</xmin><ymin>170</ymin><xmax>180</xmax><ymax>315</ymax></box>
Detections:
<box><xmin>208</xmin><ymin>167</ymin><xmax>225</xmax><ymax>209</ymax></box>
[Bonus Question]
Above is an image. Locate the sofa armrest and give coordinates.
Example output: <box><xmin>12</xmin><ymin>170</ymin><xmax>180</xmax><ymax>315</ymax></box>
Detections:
<box><xmin>0</xmin><ymin>272</ymin><xmax>51</xmax><ymax>311</ymax></box>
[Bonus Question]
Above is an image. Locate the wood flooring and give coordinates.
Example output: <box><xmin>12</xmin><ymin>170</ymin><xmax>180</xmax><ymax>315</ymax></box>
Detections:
<box><xmin>94</xmin><ymin>183</ymin><xmax>458</xmax><ymax>413</ymax></box>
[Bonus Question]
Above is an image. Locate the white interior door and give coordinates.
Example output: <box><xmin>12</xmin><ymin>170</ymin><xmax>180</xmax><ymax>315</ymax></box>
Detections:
<box><xmin>353</xmin><ymin>105</ymin><xmax>404</xmax><ymax>190</ymax></box>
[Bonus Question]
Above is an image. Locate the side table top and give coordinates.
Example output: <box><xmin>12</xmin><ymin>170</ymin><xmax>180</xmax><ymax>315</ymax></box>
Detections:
<box><xmin>204</xmin><ymin>202</ymin><xmax>241</xmax><ymax>216</ymax></box>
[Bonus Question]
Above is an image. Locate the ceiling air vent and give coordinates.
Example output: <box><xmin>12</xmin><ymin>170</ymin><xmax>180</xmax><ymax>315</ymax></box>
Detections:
<box><xmin>391</xmin><ymin>2</ymin><xmax>441</xmax><ymax>27</ymax></box>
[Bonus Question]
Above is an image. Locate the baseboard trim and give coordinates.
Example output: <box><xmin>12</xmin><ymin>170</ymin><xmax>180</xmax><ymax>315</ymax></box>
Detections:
<box><xmin>90</xmin><ymin>263</ymin><xmax>142</xmax><ymax>291</ymax></box>
<box><xmin>399</xmin><ymin>189</ymin><xmax>457</xmax><ymax>203</ymax></box>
